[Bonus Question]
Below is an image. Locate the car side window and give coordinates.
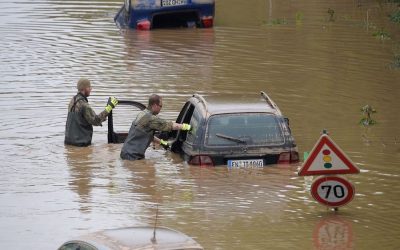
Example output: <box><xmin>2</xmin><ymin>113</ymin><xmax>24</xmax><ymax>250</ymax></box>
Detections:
<box><xmin>59</xmin><ymin>242</ymin><xmax>97</xmax><ymax>250</ymax></box>
<box><xmin>170</xmin><ymin>102</ymin><xmax>191</xmax><ymax>140</ymax></box>
<box><xmin>171</xmin><ymin>102</ymin><xmax>196</xmax><ymax>151</ymax></box>
<box><xmin>186</xmin><ymin>110</ymin><xmax>200</xmax><ymax>144</ymax></box>
<box><xmin>176</xmin><ymin>102</ymin><xmax>191</xmax><ymax>123</ymax></box>
<box><xmin>178</xmin><ymin>104</ymin><xmax>195</xmax><ymax>141</ymax></box>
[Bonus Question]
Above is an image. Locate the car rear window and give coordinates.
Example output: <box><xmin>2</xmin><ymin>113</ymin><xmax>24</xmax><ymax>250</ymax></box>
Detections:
<box><xmin>206</xmin><ymin>113</ymin><xmax>284</xmax><ymax>146</ymax></box>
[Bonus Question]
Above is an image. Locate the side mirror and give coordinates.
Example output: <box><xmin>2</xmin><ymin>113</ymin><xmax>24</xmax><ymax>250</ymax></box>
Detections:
<box><xmin>284</xmin><ymin>117</ymin><xmax>292</xmax><ymax>134</ymax></box>
<box><xmin>284</xmin><ymin>117</ymin><xmax>290</xmax><ymax>126</ymax></box>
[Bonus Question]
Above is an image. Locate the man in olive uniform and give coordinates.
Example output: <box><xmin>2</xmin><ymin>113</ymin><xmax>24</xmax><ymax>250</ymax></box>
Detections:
<box><xmin>120</xmin><ymin>94</ymin><xmax>191</xmax><ymax>161</ymax></box>
<box><xmin>65</xmin><ymin>78</ymin><xmax>118</xmax><ymax>146</ymax></box>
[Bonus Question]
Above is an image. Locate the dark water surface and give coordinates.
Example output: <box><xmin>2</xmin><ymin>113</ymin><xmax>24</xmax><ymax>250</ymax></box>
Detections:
<box><xmin>0</xmin><ymin>0</ymin><xmax>399</xmax><ymax>249</ymax></box>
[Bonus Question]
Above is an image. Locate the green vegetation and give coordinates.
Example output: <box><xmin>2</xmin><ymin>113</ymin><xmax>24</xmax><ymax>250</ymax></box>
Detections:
<box><xmin>263</xmin><ymin>18</ymin><xmax>288</xmax><ymax>25</ymax></box>
<box><xmin>262</xmin><ymin>12</ymin><xmax>303</xmax><ymax>26</ymax></box>
<box><xmin>389</xmin><ymin>10</ymin><xmax>400</xmax><ymax>23</ymax></box>
<box><xmin>295</xmin><ymin>11</ymin><xmax>304</xmax><ymax>25</ymax></box>
<box><xmin>341</xmin><ymin>14</ymin><xmax>352</xmax><ymax>21</ymax></box>
<box><xmin>372</xmin><ymin>29</ymin><xmax>391</xmax><ymax>40</ymax></box>
<box><xmin>360</xmin><ymin>105</ymin><xmax>377</xmax><ymax>126</ymax></box>
<box><xmin>391</xmin><ymin>54</ymin><xmax>400</xmax><ymax>68</ymax></box>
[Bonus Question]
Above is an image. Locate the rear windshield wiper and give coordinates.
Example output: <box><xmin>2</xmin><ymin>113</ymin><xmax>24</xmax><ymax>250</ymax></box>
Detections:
<box><xmin>216</xmin><ymin>133</ymin><xmax>247</xmax><ymax>144</ymax></box>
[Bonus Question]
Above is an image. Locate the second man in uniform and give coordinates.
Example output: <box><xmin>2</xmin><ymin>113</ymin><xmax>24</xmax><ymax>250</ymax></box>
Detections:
<box><xmin>120</xmin><ymin>94</ymin><xmax>191</xmax><ymax>161</ymax></box>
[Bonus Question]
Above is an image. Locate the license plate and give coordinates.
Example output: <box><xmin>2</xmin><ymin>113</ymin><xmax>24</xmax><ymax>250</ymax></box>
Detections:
<box><xmin>161</xmin><ymin>0</ymin><xmax>187</xmax><ymax>7</ymax></box>
<box><xmin>228</xmin><ymin>159</ymin><xmax>264</xmax><ymax>168</ymax></box>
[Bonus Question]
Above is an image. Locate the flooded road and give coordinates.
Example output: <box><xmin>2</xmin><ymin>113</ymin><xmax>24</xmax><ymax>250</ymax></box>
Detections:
<box><xmin>1</xmin><ymin>0</ymin><xmax>400</xmax><ymax>249</ymax></box>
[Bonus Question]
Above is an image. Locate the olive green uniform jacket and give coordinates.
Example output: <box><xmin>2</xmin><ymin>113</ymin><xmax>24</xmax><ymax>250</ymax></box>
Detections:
<box><xmin>65</xmin><ymin>93</ymin><xmax>108</xmax><ymax>146</ymax></box>
<box><xmin>120</xmin><ymin>109</ymin><xmax>173</xmax><ymax>160</ymax></box>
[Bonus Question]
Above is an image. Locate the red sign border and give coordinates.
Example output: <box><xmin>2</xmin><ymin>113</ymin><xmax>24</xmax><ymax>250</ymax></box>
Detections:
<box><xmin>311</xmin><ymin>176</ymin><xmax>355</xmax><ymax>207</ymax></box>
<box><xmin>298</xmin><ymin>135</ymin><xmax>360</xmax><ymax>176</ymax></box>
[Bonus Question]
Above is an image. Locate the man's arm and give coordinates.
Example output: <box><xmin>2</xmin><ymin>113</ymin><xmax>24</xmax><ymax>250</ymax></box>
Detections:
<box><xmin>148</xmin><ymin>116</ymin><xmax>191</xmax><ymax>132</ymax></box>
<box><xmin>148</xmin><ymin>116</ymin><xmax>173</xmax><ymax>132</ymax></box>
<box><xmin>153</xmin><ymin>136</ymin><xmax>170</xmax><ymax>150</ymax></box>
<box><xmin>153</xmin><ymin>136</ymin><xmax>161</xmax><ymax>144</ymax></box>
<box><xmin>82</xmin><ymin>103</ymin><xmax>108</xmax><ymax>126</ymax></box>
<box><xmin>172</xmin><ymin>122</ymin><xmax>188</xmax><ymax>130</ymax></box>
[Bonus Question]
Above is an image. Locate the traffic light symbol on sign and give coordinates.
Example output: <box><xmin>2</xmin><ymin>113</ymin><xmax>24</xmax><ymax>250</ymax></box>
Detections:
<box><xmin>323</xmin><ymin>149</ymin><xmax>332</xmax><ymax>169</ymax></box>
<box><xmin>298</xmin><ymin>134</ymin><xmax>360</xmax><ymax>176</ymax></box>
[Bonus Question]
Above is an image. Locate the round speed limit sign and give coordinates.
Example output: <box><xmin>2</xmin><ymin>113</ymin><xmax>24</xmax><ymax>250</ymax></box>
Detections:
<box><xmin>311</xmin><ymin>176</ymin><xmax>355</xmax><ymax>207</ymax></box>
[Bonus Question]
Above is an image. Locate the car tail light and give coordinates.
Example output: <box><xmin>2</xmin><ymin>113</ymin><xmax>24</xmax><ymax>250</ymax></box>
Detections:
<box><xmin>189</xmin><ymin>155</ymin><xmax>214</xmax><ymax>167</ymax></box>
<box><xmin>278</xmin><ymin>152</ymin><xmax>290</xmax><ymax>164</ymax></box>
<box><xmin>201</xmin><ymin>16</ymin><xmax>213</xmax><ymax>28</ymax></box>
<box><xmin>290</xmin><ymin>151</ymin><xmax>299</xmax><ymax>163</ymax></box>
<box><xmin>278</xmin><ymin>151</ymin><xmax>299</xmax><ymax>164</ymax></box>
<box><xmin>137</xmin><ymin>20</ymin><xmax>151</xmax><ymax>30</ymax></box>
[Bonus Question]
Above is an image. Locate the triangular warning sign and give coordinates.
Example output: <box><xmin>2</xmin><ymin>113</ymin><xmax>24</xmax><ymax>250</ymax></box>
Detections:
<box><xmin>298</xmin><ymin>134</ymin><xmax>360</xmax><ymax>176</ymax></box>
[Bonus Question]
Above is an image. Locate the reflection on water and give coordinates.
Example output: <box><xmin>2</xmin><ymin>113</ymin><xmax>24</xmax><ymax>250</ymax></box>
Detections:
<box><xmin>313</xmin><ymin>215</ymin><xmax>354</xmax><ymax>250</ymax></box>
<box><xmin>66</xmin><ymin>146</ymin><xmax>95</xmax><ymax>213</ymax></box>
<box><xmin>0</xmin><ymin>0</ymin><xmax>399</xmax><ymax>249</ymax></box>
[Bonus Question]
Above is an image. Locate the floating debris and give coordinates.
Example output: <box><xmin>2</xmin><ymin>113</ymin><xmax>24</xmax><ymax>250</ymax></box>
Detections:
<box><xmin>328</xmin><ymin>8</ymin><xmax>335</xmax><ymax>22</ymax></box>
<box><xmin>359</xmin><ymin>105</ymin><xmax>377</xmax><ymax>126</ymax></box>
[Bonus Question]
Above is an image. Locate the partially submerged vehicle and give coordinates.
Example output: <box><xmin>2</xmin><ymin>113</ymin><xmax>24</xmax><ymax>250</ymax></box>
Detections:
<box><xmin>108</xmin><ymin>92</ymin><xmax>299</xmax><ymax>167</ymax></box>
<box><xmin>115</xmin><ymin>0</ymin><xmax>215</xmax><ymax>30</ymax></box>
<box><xmin>58</xmin><ymin>226</ymin><xmax>203</xmax><ymax>250</ymax></box>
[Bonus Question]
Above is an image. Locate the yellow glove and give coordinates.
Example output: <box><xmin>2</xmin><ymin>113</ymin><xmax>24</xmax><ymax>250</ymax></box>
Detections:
<box><xmin>181</xmin><ymin>123</ymin><xmax>191</xmax><ymax>131</ymax></box>
<box><xmin>105</xmin><ymin>97</ymin><xmax>118</xmax><ymax>113</ymax></box>
<box><xmin>160</xmin><ymin>139</ymin><xmax>170</xmax><ymax>150</ymax></box>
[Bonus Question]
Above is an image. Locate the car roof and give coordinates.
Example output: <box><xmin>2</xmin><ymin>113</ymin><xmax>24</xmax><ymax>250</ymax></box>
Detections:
<box><xmin>65</xmin><ymin>226</ymin><xmax>203</xmax><ymax>250</ymax></box>
<box><xmin>191</xmin><ymin>93</ymin><xmax>281</xmax><ymax>115</ymax></box>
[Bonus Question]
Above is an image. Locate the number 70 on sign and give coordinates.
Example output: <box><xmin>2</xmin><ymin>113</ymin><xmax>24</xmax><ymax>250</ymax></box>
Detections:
<box><xmin>321</xmin><ymin>185</ymin><xmax>345</xmax><ymax>199</ymax></box>
<box><xmin>311</xmin><ymin>176</ymin><xmax>355</xmax><ymax>208</ymax></box>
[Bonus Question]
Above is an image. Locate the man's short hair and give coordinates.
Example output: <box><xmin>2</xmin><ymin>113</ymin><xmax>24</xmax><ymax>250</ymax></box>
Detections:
<box><xmin>148</xmin><ymin>94</ymin><xmax>162</xmax><ymax>107</ymax></box>
<box><xmin>77</xmin><ymin>78</ymin><xmax>91</xmax><ymax>91</ymax></box>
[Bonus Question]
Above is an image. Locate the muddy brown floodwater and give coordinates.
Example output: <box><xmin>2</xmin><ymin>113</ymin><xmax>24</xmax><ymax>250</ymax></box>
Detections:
<box><xmin>0</xmin><ymin>0</ymin><xmax>399</xmax><ymax>249</ymax></box>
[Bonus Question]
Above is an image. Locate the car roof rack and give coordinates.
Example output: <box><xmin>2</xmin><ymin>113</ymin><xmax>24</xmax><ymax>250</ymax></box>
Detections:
<box><xmin>260</xmin><ymin>91</ymin><xmax>282</xmax><ymax>115</ymax></box>
<box><xmin>193</xmin><ymin>93</ymin><xmax>208</xmax><ymax>111</ymax></box>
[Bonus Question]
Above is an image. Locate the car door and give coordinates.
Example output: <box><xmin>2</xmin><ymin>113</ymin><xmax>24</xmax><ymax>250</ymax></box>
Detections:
<box><xmin>170</xmin><ymin>101</ymin><xmax>196</xmax><ymax>152</ymax></box>
<box><xmin>107</xmin><ymin>100</ymin><xmax>146</xmax><ymax>143</ymax></box>
<box><xmin>181</xmin><ymin>109</ymin><xmax>202</xmax><ymax>154</ymax></box>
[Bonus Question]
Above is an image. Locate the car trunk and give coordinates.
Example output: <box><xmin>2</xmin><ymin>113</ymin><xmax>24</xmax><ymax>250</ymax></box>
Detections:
<box><xmin>199</xmin><ymin>146</ymin><xmax>287</xmax><ymax>166</ymax></box>
<box><xmin>152</xmin><ymin>11</ymin><xmax>200</xmax><ymax>28</ymax></box>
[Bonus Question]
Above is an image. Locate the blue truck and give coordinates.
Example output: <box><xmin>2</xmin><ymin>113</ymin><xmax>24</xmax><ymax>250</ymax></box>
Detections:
<box><xmin>115</xmin><ymin>0</ymin><xmax>215</xmax><ymax>30</ymax></box>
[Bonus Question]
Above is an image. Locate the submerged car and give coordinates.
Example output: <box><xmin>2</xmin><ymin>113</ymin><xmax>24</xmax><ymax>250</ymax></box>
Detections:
<box><xmin>58</xmin><ymin>226</ymin><xmax>203</xmax><ymax>250</ymax></box>
<box><xmin>115</xmin><ymin>0</ymin><xmax>215</xmax><ymax>30</ymax></box>
<box><xmin>108</xmin><ymin>92</ymin><xmax>299</xmax><ymax>167</ymax></box>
